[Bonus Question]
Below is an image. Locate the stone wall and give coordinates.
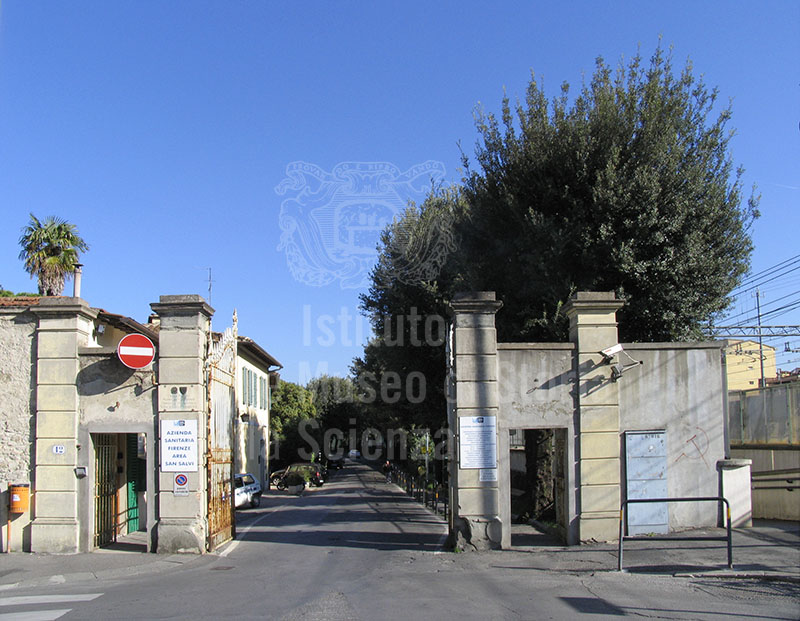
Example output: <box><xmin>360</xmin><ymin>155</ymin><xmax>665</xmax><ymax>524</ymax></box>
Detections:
<box><xmin>78</xmin><ymin>351</ymin><xmax>157</xmax><ymax>427</ymax></box>
<box><xmin>0</xmin><ymin>306</ymin><xmax>37</xmax><ymax>551</ymax></box>
<box><xmin>449</xmin><ymin>292</ymin><xmax>729</xmax><ymax>548</ymax></box>
<box><xmin>618</xmin><ymin>344</ymin><xmax>725</xmax><ymax>529</ymax></box>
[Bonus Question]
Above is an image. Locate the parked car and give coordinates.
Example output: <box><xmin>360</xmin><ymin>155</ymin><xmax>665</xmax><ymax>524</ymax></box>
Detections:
<box><xmin>269</xmin><ymin>467</ymin><xmax>287</xmax><ymax>488</ymax></box>
<box><xmin>234</xmin><ymin>473</ymin><xmax>262</xmax><ymax>508</ymax></box>
<box><xmin>348</xmin><ymin>449</ymin><xmax>361</xmax><ymax>459</ymax></box>
<box><xmin>326</xmin><ymin>458</ymin><xmax>343</xmax><ymax>470</ymax></box>
<box><xmin>285</xmin><ymin>462</ymin><xmax>324</xmax><ymax>487</ymax></box>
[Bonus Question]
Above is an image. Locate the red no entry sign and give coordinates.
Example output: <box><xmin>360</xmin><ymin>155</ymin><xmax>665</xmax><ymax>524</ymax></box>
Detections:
<box><xmin>117</xmin><ymin>333</ymin><xmax>156</xmax><ymax>369</ymax></box>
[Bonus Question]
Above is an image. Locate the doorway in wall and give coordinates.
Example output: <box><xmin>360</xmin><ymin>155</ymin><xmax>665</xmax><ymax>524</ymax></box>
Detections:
<box><xmin>92</xmin><ymin>432</ymin><xmax>147</xmax><ymax>550</ymax></box>
<box><xmin>508</xmin><ymin>427</ymin><xmax>567</xmax><ymax>546</ymax></box>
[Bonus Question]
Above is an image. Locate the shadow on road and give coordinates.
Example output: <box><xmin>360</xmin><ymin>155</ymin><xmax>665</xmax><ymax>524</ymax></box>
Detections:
<box><xmin>235</xmin><ymin>462</ymin><xmax>447</xmax><ymax>553</ymax></box>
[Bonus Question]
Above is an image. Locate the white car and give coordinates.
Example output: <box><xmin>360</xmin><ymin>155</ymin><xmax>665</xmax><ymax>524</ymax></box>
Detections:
<box><xmin>234</xmin><ymin>473</ymin><xmax>262</xmax><ymax>508</ymax></box>
<box><xmin>348</xmin><ymin>449</ymin><xmax>361</xmax><ymax>459</ymax></box>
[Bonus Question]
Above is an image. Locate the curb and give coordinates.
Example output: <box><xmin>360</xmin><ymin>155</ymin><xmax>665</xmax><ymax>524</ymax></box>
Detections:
<box><xmin>673</xmin><ymin>571</ymin><xmax>800</xmax><ymax>583</ymax></box>
<box><xmin>0</xmin><ymin>554</ymin><xmax>210</xmax><ymax>592</ymax></box>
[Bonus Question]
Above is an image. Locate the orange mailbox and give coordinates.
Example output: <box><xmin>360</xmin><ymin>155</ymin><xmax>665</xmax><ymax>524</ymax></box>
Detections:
<box><xmin>9</xmin><ymin>484</ymin><xmax>30</xmax><ymax>513</ymax></box>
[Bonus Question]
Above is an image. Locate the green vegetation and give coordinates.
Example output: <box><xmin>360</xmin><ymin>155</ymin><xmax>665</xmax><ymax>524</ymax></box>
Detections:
<box><xmin>270</xmin><ymin>380</ymin><xmax>318</xmax><ymax>466</ymax></box>
<box><xmin>0</xmin><ymin>288</ymin><xmax>40</xmax><ymax>297</ymax></box>
<box><xmin>18</xmin><ymin>214</ymin><xmax>89</xmax><ymax>296</ymax></box>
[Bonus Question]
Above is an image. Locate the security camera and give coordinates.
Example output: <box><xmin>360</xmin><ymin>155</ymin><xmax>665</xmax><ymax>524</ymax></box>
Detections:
<box><xmin>600</xmin><ymin>343</ymin><xmax>623</xmax><ymax>361</ymax></box>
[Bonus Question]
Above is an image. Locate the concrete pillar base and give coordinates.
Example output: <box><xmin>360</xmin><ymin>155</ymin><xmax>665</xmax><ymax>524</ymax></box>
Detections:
<box><xmin>155</xmin><ymin>519</ymin><xmax>205</xmax><ymax>554</ymax></box>
<box><xmin>578</xmin><ymin>514</ymin><xmax>620</xmax><ymax>543</ymax></box>
<box><xmin>30</xmin><ymin>518</ymin><xmax>79</xmax><ymax>554</ymax></box>
<box><xmin>448</xmin><ymin>516</ymin><xmax>502</xmax><ymax>551</ymax></box>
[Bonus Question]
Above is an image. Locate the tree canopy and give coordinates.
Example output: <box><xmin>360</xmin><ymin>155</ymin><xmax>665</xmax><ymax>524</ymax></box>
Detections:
<box><xmin>270</xmin><ymin>380</ymin><xmax>318</xmax><ymax>465</ymax></box>
<box><xmin>18</xmin><ymin>214</ymin><xmax>89</xmax><ymax>296</ymax></box>
<box><xmin>461</xmin><ymin>45</ymin><xmax>758</xmax><ymax>342</ymax></box>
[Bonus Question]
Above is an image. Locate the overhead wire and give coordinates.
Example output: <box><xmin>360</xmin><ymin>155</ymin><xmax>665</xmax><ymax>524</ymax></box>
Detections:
<box><xmin>731</xmin><ymin>254</ymin><xmax>800</xmax><ymax>294</ymax></box>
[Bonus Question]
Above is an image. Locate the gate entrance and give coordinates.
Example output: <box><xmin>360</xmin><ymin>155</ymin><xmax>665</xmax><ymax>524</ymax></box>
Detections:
<box><xmin>93</xmin><ymin>432</ymin><xmax>147</xmax><ymax>549</ymax></box>
<box><xmin>507</xmin><ymin>427</ymin><xmax>568</xmax><ymax>546</ymax></box>
<box><xmin>206</xmin><ymin>317</ymin><xmax>237</xmax><ymax>551</ymax></box>
<box><xmin>94</xmin><ymin>433</ymin><xmax>117</xmax><ymax>548</ymax></box>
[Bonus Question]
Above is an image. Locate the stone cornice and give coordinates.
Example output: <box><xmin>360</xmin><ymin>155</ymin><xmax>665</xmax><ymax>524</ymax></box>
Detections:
<box><xmin>29</xmin><ymin>297</ymin><xmax>98</xmax><ymax>321</ymax></box>
<box><xmin>450</xmin><ymin>291</ymin><xmax>503</xmax><ymax>315</ymax></box>
<box><xmin>150</xmin><ymin>295</ymin><xmax>214</xmax><ymax>318</ymax></box>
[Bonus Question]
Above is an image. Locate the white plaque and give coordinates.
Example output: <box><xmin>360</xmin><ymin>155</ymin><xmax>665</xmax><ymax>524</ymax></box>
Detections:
<box><xmin>161</xmin><ymin>419</ymin><xmax>199</xmax><ymax>472</ymax></box>
<box><xmin>480</xmin><ymin>468</ymin><xmax>498</xmax><ymax>482</ymax></box>
<box><xmin>459</xmin><ymin>416</ymin><xmax>497</xmax><ymax>469</ymax></box>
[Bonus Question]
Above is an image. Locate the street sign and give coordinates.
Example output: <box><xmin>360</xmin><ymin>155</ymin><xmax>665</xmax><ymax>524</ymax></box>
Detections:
<box><xmin>161</xmin><ymin>419</ymin><xmax>199</xmax><ymax>472</ymax></box>
<box><xmin>117</xmin><ymin>333</ymin><xmax>156</xmax><ymax>369</ymax></box>
<box><xmin>173</xmin><ymin>473</ymin><xmax>189</xmax><ymax>496</ymax></box>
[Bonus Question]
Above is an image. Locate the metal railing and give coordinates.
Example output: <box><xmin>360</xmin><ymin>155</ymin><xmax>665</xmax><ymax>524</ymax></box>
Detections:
<box><xmin>390</xmin><ymin>467</ymin><xmax>449</xmax><ymax>520</ymax></box>
<box><xmin>617</xmin><ymin>496</ymin><xmax>733</xmax><ymax>571</ymax></box>
<box><xmin>752</xmin><ymin>467</ymin><xmax>799</xmax><ymax>491</ymax></box>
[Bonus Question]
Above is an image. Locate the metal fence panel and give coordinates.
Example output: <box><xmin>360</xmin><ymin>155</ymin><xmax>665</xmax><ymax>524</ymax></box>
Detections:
<box><xmin>729</xmin><ymin>383</ymin><xmax>799</xmax><ymax>446</ymax></box>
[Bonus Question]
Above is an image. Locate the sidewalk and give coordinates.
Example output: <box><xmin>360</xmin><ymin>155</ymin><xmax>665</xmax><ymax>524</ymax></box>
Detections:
<box><xmin>502</xmin><ymin>520</ymin><xmax>800</xmax><ymax>581</ymax></box>
<box><xmin>1</xmin><ymin>515</ymin><xmax>797</xmax><ymax>591</ymax></box>
<box><xmin>0</xmin><ymin>545</ymin><xmax>214</xmax><ymax>592</ymax></box>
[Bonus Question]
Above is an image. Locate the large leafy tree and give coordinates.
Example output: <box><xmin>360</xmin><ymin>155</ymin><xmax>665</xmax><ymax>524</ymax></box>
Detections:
<box><xmin>18</xmin><ymin>214</ymin><xmax>89</xmax><ymax>296</ymax></box>
<box><xmin>270</xmin><ymin>380</ymin><xmax>318</xmax><ymax>466</ymax></box>
<box><xmin>461</xmin><ymin>45</ymin><xmax>759</xmax><ymax>342</ymax></box>
<box><xmin>307</xmin><ymin>375</ymin><xmax>357</xmax><ymax>435</ymax></box>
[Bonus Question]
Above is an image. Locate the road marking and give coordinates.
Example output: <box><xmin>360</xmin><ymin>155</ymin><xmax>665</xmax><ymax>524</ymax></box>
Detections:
<box><xmin>0</xmin><ymin>609</ymin><xmax>72</xmax><ymax>620</ymax></box>
<box><xmin>0</xmin><ymin>595</ymin><xmax>103</xmax><ymax>607</ymax></box>
<box><xmin>218</xmin><ymin>505</ymin><xmax>283</xmax><ymax>558</ymax></box>
<box><xmin>0</xmin><ymin>593</ymin><xmax>103</xmax><ymax>621</ymax></box>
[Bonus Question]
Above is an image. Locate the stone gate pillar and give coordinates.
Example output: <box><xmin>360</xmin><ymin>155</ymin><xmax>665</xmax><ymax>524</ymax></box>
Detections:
<box><xmin>30</xmin><ymin>297</ymin><xmax>97</xmax><ymax>553</ymax></box>
<box><xmin>564</xmin><ymin>292</ymin><xmax>625</xmax><ymax>542</ymax></box>
<box><xmin>150</xmin><ymin>295</ymin><xmax>213</xmax><ymax>554</ymax></box>
<box><xmin>449</xmin><ymin>292</ymin><xmax>503</xmax><ymax>550</ymax></box>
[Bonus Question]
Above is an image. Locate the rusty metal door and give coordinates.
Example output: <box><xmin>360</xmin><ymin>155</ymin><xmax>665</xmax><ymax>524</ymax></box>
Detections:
<box><xmin>94</xmin><ymin>433</ymin><xmax>118</xmax><ymax>547</ymax></box>
<box><xmin>206</xmin><ymin>314</ymin><xmax>237</xmax><ymax>551</ymax></box>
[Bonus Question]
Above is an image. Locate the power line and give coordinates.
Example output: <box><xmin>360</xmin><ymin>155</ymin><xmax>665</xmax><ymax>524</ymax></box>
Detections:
<box><xmin>724</xmin><ymin>289</ymin><xmax>800</xmax><ymax>324</ymax></box>
<box><xmin>732</xmin><ymin>254</ymin><xmax>800</xmax><ymax>294</ymax></box>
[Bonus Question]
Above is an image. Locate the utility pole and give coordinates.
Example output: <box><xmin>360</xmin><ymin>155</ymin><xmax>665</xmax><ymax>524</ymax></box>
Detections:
<box><xmin>755</xmin><ymin>288</ymin><xmax>765</xmax><ymax>387</ymax></box>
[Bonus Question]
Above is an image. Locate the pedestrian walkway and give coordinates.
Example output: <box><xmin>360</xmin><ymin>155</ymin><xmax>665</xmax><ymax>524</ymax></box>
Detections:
<box><xmin>0</xmin><ymin>592</ymin><xmax>103</xmax><ymax>620</ymax></box>
<box><xmin>0</xmin><ymin>549</ymin><xmax>211</xmax><ymax>592</ymax></box>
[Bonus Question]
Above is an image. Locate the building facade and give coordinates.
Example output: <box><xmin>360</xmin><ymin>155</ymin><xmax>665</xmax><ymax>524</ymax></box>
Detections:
<box><xmin>723</xmin><ymin>339</ymin><xmax>777</xmax><ymax>390</ymax></box>
<box><xmin>0</xmin><ymin>294</ymin><xmax>278</xmax><ymax>555</ymax></box>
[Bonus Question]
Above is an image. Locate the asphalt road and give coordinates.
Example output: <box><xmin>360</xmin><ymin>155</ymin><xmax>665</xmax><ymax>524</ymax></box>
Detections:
<box><xmin>3</xmin><ymin>461</ymin><xmax>798</xmax><ymax>620</ymax></box>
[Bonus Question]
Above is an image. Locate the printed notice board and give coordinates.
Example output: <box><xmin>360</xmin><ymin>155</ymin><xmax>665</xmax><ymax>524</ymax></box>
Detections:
<box><xmin>161</xmin><ymin>419</ymin><xmax>199</xmax><ymax>472</ymax></box>
<box><xmin>459</xmin><ymin>416</ymin><xmax>497</xmax><ymax>469</ymax></box>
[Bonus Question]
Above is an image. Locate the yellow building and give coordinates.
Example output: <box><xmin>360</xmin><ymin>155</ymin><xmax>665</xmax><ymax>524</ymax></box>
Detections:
<box><xmin>723</xmin><ymin>340</ymin><xmax>777</xmax><ymax>391</ymax></box>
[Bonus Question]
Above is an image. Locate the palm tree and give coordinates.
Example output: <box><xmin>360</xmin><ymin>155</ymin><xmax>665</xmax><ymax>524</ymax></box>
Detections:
<box><xmin>18</xmin><ymin>214</ymin><xmax>89</xmax><ymax>296</ymax></box>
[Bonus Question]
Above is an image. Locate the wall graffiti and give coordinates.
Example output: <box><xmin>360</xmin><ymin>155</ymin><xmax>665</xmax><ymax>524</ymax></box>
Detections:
<box><xmin>674</xmin><ymin>426</ymin><xmax>710</xmax><ymax>469</ymax></box>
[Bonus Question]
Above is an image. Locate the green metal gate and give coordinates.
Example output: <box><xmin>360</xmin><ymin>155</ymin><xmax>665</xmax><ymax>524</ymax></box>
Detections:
<box><xmin>94</xmin><ymin>433</ymin><xmax>117</xmax><ymax>547</ymax></box>
<box><xmin>125</xmin><ymin>434</ymin><xmax>145</xmax><ymax>533</ymax></box>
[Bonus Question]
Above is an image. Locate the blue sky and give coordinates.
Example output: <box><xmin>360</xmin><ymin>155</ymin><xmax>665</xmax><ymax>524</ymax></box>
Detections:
<box><xmin>1</xmin><ymin>1</ymin><xmax>798</xmax><ymax>381</ymax></box>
